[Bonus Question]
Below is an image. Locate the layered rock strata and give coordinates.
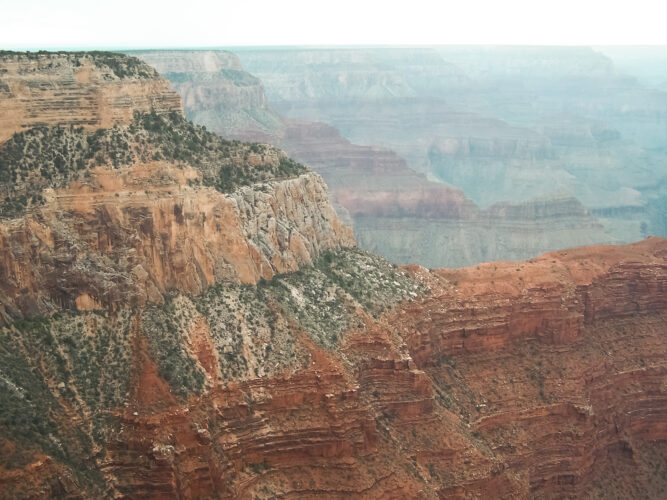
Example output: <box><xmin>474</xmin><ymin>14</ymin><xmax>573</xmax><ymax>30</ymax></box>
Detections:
<box><xmin>1</xmin><ymin>52</ymin><xmax>665</xmax><ymax>500</ymax></box>
<box><xmin>2</xmin><ymin>237</ymin><xmax>665</xmax><ymax>499</ymax></box>
<box><xmin>0</xmin><ymin>51</ymin><xmax>182</xmax><ymax>143</ymax></box>
<box><xmin>0</xmin><ymin>52</ymin><xmax>353</xmax><ymax>322</ymax></box>
<box><xmin>0</xmin><ymin>164</ymin><xmax>352</xmax><ymax>322</ymax></box>
<box><xmin>235</xmin><ymin>47</ymin><xmax>665</xmax><ymax>246</ymax></box>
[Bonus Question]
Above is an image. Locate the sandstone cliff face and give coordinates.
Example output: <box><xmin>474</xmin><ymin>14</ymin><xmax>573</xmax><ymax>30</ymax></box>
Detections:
<box><xmin>399</xmin><ymin>238</ymin><xmax>667</xmax><ymax>362</ymax></box>
<box><xmin>230</xmin><ymin>173</ymin><xmax>354</xmax><ymax>275</ymax></box>
<box><xmin>0</xmin><ymin>52</ymin><xmax>183</xmax><ymax>144</ymax></box>
<box><xmin>0</xmin><ymin>163</ymin><xmax>352</xmax><ymax>322</ymax></box>
<box><xmin>0</xmin><ymin>52</ymin><xmax>353</xmax><ymax>323</ymax></box>
<box><xmin>390</xmin><ymin>238</ymin><xmax>667</xmax><ymax>498</ymax></box>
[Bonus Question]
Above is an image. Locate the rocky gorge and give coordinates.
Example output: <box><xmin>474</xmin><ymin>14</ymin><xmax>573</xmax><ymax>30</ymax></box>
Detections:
<box><xmin>0</xmin><ymin>51</ymin><xmax>665</xmax><ymax>499</ymax></box>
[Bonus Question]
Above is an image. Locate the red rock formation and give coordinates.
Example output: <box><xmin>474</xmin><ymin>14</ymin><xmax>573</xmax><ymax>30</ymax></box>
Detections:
<box><xmin>109</xmin><ymin>238</ymin><xmax>667</xmax><ymax>498</ymax></box>
<box><xmin>1</xmin><ymin>52</ymin><xmax>665</xmax><ymax>499</ymax></box>
<box><xmin>398</xmin><ymin>238</ymin><xmax>667</xmax><ymax>362</ymax></box>
<box><xmin>0</xmin><ymin>52</ymin><xmax>182</xmax><ymax>144</ymax></box>
<box><xmin>0</xmin><ymin>162</ymin><xmax>353</xmax><ymax>322</ymax></box>
<box><xmin>390</xmin><ymin>237</ymin><xmax>667</xmax><ymax>497</ymax></box>
<box><xmin>279</xmin><ymin>120</ymin><xmax>477</xmax><ymax>221</ymax></box>
<box><xmin>2</xmin><ymin>238</ymin><xmax>665</xmax><ymax>499</ymax></box>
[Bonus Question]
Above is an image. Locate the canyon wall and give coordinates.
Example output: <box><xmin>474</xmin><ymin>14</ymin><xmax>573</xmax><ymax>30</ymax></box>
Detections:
<box><xmin>392</xmin><ymin>237</ymin><xmax>667</xmax><ymax>498</ymax></box>
<box><xmin>0</xmin><ymin>51</ymin><xmax>182</xmax><ymax>144</ymax></box>
<box><xmin>2</xmin><ymin>236</ymin><xmax>665</xmax><ymax>499</ymax></box>
<box><xmin>133</xmin><ymin>50</ymin><xmax>283</xmax><ymax>139</ymax></box>
<box><xmin>1</xmin><ymin>51</ymin><xmax>665</xmax><ymax>500</ymax></box>
<box><xmin>0</xmin><ymin>165</ymin><xmax>352</xmax><ymax>322</ymax></box>
<box><xmin>0</xmin><ymin>52</ymin><xmax>353</xmax><ymax>322</ymax></box>
<box><xmin>235</xmin><ymin>47</ymin><xmax>666</xmax><ymax>245</ymax></box>
<box><xmin>135</xmin><ymin>49</ymin><xmax>623</xmax><ymax>268</ymax></box>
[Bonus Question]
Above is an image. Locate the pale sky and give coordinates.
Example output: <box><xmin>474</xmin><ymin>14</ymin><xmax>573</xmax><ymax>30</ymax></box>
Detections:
<box><xmin>1</xmin><ymin>0</ymin><xmax>666</xmax><ymax>49</ymax></box>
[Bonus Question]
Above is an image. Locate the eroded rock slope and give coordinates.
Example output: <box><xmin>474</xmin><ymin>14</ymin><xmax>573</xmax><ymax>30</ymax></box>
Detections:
<box><xmin>0</xmin><ymin>52</ymin><xmax>665</xmax><ymax>500</ymax></box>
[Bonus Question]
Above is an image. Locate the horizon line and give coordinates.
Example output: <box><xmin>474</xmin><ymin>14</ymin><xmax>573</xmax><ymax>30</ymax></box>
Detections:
<box><xmin>4</xmin><ymin>43</ymin><xmax>667</xmax><ymax>53</ymax></box>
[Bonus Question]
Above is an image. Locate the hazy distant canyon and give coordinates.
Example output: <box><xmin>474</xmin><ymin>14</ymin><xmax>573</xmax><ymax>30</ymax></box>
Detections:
<box><xmin>135</xmin><ymin>47</ymin><xmax>667</xmax><ymax>267</ymax></box>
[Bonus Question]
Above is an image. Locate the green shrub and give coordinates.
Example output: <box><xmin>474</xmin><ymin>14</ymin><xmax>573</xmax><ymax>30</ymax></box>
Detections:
<box><xmin>0</xmin><ymin>111</ymin><xmax>308</xmax><ymax>218</ymax></box>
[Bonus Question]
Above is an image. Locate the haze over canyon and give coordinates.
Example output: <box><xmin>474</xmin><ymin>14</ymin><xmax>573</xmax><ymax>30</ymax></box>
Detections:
<box><xmin>135</xmin><ymin>46</ymin><xmax>667</xmax><ymax>267</ymax></box>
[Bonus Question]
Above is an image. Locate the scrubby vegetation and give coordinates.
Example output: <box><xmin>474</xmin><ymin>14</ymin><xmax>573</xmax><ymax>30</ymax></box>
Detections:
<box><xmin>0</xmin><ymin>311</ymin><xmax>133</xmax><ymax>439</ymax></box>
<box><xmin>0</xmin><ymin>323</ymin><xmax>69</xmax><ymax>467</ymax></box>
<box><xmin>0</xmin><ymin>110</ymin><xmax>308</xmax><ymax>218</ymax></box>
<box><xmin>0</xmin><ymin>50</ymin><xmax>158</xmax><ymax>79</ymax></box>
<box><xmin>315</xmin><ymin>247</ymin><xmax>424</xmax><ymax>313</ymax></box>
<box><xmin>0</xmin><ymin>309</ymin><xmax>132</xmax><ymax>491</ymax></box>
<box><xmin>0</xmin><ymin>125</ymin><xmax>104</xmax><ymax>217</ymax></box>
<box><xmin>141</xmin><ymin>283</ymin><xmax>311</xmax><ymax>394</ymax></box>
<box><xmin>194</xmin><ymin>283</ymin><xmax>307</xmax><ymax>382</ymax></box>
<box><xmin>141</xmin><ymin>299</ymin><xmax>207</xmax><ymax>399</ymax></box>
<box><xmin>0</xmin><ymin>247</ymin><xmax>426</xmax><ymax>482</ymax></box>
<box><xmin>140</xmin><ymin>247</ymin><xmax>424</xmax><ymax>396</ymax></box>
<box><xmin>259</xmin><ymin>247</ymin><xmax>426</xmax><ymax>349</ymax></box>
<box><xmin>262</xmin><ymin>267</ymin><xmax>351</xmax><ymax>349</ymax></box>
<box><xmin>130</xmin><ymin>111</ymin><xmax>306</xmax><ymax>191</ymax></box>
<box><xmin>137</xmin><ymin>248</ymin><xmax>425</xmax><ymax>395</ymax></box>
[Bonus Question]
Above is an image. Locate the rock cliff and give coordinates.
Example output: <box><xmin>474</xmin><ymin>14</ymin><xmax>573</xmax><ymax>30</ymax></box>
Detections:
<box><xmin>392</xmin><ymin>237</ymin><xmax>667</xmax><ymax>498</ymax></box>
<box><xmin>0</xmin><ymin>51</ymin><xmax>665</xmax><ymax>500</ymax></box>
<box><xmin>0</xmin><ymin>51</ymin><xmax>182</xmax><ymax>144</ymax></box>
<box><xmin>0</xmin><ymin>52</ymin><xmax>353</xmax><ymax>322</ymax></box>
<box><xmin>2</xmin><ymin>235</ymin><xmax>665</xmax><ymax>498</ymax></box>
<box><xmin>280</xmin><ymin>121</ymin><xmax>613</xmax><ymax>267</ymax></box>
<box><xmin>0</xmin><ymin>164</ymin><xmax>352</xmax><ymax>322</ymax></box>
<box><xmin>134</xmin><ymin>50</ymin><xmax>283</xmax><ymax>140</ymax></box>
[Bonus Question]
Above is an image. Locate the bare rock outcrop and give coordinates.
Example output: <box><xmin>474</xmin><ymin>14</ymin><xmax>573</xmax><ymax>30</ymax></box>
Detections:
<box><xmin>0</xmin><ymin>51</ymin><xmax>183</xmax><ymax>144</ymax></box>
<box><xmin>4</xmin><ymin>238</ymin><xmax>665</xmax><ymax>499</ymax></box>
<box><xmin>0</xmin><ymin>163</ymin><xmax>352</xmax><ymax>322</ymax></box>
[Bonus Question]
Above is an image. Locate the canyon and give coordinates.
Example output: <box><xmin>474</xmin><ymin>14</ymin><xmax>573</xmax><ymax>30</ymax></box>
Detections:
<box><xmin>0</xmin><ymin>51</ymin><xmax>665</xmax><ymax>500</ymax></box>
<box><xmin>135</xmin><ymin>48</ymin><xmax>667</xmax><ymax>267</ymax></box>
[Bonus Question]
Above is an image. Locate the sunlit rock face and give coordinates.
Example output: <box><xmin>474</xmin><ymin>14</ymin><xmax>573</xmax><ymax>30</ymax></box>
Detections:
<box><xmin>0</xmin><ymin>52</ymin><xmax>353</xmax><ymax>323</ymax></box>
<box><xmin>0</xmin><ymin>51</ymin><xmax>183</xmax><ymax>144</ymax></box>
<box><xmin>0</xmin><ymin>165</ymin><xmax>353</xmax><ymax>322</ymax></box>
